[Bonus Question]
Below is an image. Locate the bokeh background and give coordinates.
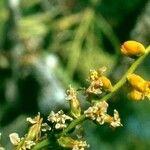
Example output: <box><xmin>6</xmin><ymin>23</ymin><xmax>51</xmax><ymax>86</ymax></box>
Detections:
<box><xmin>0</xmin><ymin>0</ymin><xmax>150</xmax><ymax>149</ymax></box>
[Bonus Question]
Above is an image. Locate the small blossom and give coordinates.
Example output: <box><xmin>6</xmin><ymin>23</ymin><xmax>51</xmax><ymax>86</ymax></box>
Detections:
<box><xmin>121</xmin><ymin>40</ymin><xmax>145</xmax><ymax>57</ymax></box>
<box><xmin>9</xmin><ymin>133</ymin><xmax>20</xmax><ymax>146</ymax></box>
<box><xmin>86</xmin><ymin>68</ymin><xmax>112</xmax><ymax>95</ymax></box>
<box><xmin>66</xmin><ymin>85</ymin><xmax>81</xmax><ymax>118</ymax></box>
<box><xmin>41</xmin><ymin>123</ymin><xmax>51</xmax><ymax>132</ymax></box>
<box><xmin>84</xmin><ymin>101</ymin><xmax>108</xmax><ymax>124</ymax></box>
<box><xmin>110</xmin><ymin>110</ymin><xmax>122</xmax><ymax>128</ymax></box>
<box><xmin>23</xmin><ymin>140</ymin><xmax>35</xmax><ymax>149</ymax></box>
<box><xmin>48</xmin><ymin>110</ymin><xmax>73</xmax><ymax>129</ymax></box>
<box><xmin>84</xmin><ymin>101</ymin><xmax>122</xmax><ymax>128</ymax></box>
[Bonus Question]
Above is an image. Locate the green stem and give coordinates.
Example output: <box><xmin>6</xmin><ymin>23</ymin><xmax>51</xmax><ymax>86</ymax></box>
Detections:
<box><xmin>31</xmin><ymin>45</ymin><xmax>150</xmax><ymax>150</ymax></box>
<box><xmin>31</xmin><ymin>139</ymin><xmax>49</xmax><ymax>150</ymax></box>
<box><xmin>61</xmin><ymin>115</ymin><xmax>86</xmax><ymax>136</ymax></box>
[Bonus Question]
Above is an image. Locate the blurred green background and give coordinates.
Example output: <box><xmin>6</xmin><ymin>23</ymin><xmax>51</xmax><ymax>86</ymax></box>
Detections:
<box><xmin>0</xmin><ymin>0</ymin><xmax>150</xmax><ymax>149</ymax></box>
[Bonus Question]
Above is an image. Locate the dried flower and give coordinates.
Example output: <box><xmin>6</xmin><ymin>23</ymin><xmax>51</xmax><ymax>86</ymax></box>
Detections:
<box><xmin>9</xmin><ymin>133</ymin><xmax>20</xmax><ymax>146</ymax></box>
<box><xmin>84</xmin><ymin>101</ymin><xmax>122</xmax><ymax>128</ymax></box>
<box><xmin>121</xmin><ymin>41</ymin><xmax>145</xmax><ymax>57</ymax></box>
<box><xmin>26</xmin><ymin>113</ymin><xmax>43</xmax><ymax>141</ymax></box>
<box><xmin>41</xmin><ymin>123</ymin><xmax>51</xmax><ymax>132</ymax></box>
<box><xmin>48</xmin><ymin>110</ymin><xmax>73</xmax><ymax>129</ymax></box>
<box><xmin>105</xmin><ymin>110</ymin><xmax>123</xmax><ymax>128</ymax></box>
<box><xmin>86</xmin><ymin>68</ymin><xmax>112</xmax><ymax>95</ymax></box>
<box><xmin>9</xmin><ymin>133</ymin><xmax>35</xmax><ymax>150</ymax></box>
<box><xmin>84</xmin><ymin>101</ymin><xmax>108</xmax><ymax>124</ymax></box>
<box><xmin>66</xmin><ymin>85</ymin><xmax>81</xmax><ymax>118</ymax></box>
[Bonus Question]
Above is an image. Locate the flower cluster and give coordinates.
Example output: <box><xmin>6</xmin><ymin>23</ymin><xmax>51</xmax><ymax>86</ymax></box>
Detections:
<box><xmin>48</xmin><ymin>110</ymin><xmax>73</xmax><ymax>129</ymax></box>
<box><xmin>84</xmin><ymin>101</ymin><xmax>122</xmax><ymax>128</ymax></box>
<box><xmin>9</xmin><ymin>133</ymin><xmax>35</xmax><ymax>150</ymax></box>
<box><xmin>9</xmin><ymin>113</ymin><xmax>50</xmax><ymax>150</ymax></box>
<box><xmin>58</xmin><ymin>136</ymin><xmax>89</xmax><ymax>150</ymax></box>
<box><xmin>127</xmin><ymin>74</ymin><xmax>150</xmax><ymax>101</ymax></box>
<box><xmin>86</xmin><ymin>67</ymin><xmax>112</xmax><ymax>95</ymax></box>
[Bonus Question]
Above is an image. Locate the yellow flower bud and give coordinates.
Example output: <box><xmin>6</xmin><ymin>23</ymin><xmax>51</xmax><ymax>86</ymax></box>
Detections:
<box><xmin>127</xmin><ymin>74</ymin><xmax>146</xmax><ymax>92</ymax></box>
<box><xmin>100</xmin><ymin>76</ymin><xmax>112</xmax><ymax>91</ymax></box>
<box><xmin>121</xmin><ymin>41</ymin><xmax>145</xmax><ymax>57</ymax></box>
<box><xmin>128</xmin><ymin>90</ymin><xmax>143</xmax><ymax>101</ymax></box>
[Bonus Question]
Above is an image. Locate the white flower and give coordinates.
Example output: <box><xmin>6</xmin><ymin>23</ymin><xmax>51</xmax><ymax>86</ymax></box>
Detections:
<box><xmin>9</xmin><ymin>133</ymin><xmax>20</xmax><ymax>146</ymax></box>
<box><xmin>48</xmin><ymin>110</ymin><xmax>73</xmax><ymax>129</ymax></box>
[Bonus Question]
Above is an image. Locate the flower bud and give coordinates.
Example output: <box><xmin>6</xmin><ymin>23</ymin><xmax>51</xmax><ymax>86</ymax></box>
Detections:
<box><xmin>128</xmin><ymin>90</ymin><xmax>143</xmax><ymax>101</ymax></box>
<box><xmin>121</xmin><ymin>41</ymin><xmax>145</xmax><ymax>57</ymax></box>
<box><xmin>26</xmin><ymin>114</ymin><xmax>43</xmax><ymax>141</ymax></box>
<box><xmin>100</xmin><ymin>76</ymin><xmax>112</xmax><ymax>91</ymax></box>
<box><xmin>127</xmin><ymin>74</ymin><xmax>146</xmax><ymax>92</ymax></box>
<box><xmin>66</xmin><ymin>86</ymin><xmax>81</xmax><ymax>118</ymax></box>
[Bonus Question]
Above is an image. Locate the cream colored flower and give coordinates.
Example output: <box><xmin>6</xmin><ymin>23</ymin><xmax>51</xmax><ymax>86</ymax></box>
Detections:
<box><xmin>84</xmin><ymin>101</ymin><xmax>122</xmax><ymax>128</ymax></box>
<box><xmin>9</xmin><ymin>133</ymin><xmax>20</xmax><ymax>146</ymax></box>
<box><xmin>48</xmin><ymin>110</ymin><xmax>73</xmax><ymax>129</ymax></box>
<box><xmin>84</xmin><ymin>101</ymin><xmax>108</xmax><ymax>124</ymax></box>
<box><xmin>66</xmin><ymin>86</ymin><xmax>81</xmax><ymax>118</ymax></box>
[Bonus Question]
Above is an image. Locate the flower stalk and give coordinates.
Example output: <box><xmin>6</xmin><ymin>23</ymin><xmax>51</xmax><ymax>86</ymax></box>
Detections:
<box><xmin>30</xmin><ymin>44</ymin><xmax>150</xmax><ymax>150</ymax></box>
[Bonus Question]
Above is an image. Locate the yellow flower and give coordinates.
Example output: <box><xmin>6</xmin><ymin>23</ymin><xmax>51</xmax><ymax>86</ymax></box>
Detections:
<box><xmin>128</xmin><ymin>89</ymin><xmax>143</xmax><ymax>101</ymax></box>
<box><xmin>121</xmin><ymin>41</ymin><xmax>145</xmax><ymax>57</ymax></box>
<box><xmin>127</xmin><ymin>74</ymin><xmax>146</xmax><ymax>92</ymax></box>
<box><xmin>127</xmin><ymin>74</ymin><xmax>150</xmax><ymax>101</ymax></box>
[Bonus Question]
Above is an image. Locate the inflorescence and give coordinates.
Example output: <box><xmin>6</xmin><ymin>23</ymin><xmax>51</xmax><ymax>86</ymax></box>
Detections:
<box><xmin>0</xmin><ymin>40</ymin><xmax>149</xmax><ymax>150</ymax></box>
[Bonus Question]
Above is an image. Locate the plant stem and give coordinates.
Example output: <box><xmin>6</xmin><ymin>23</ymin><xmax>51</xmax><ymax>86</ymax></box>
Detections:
<box><xmin>31</xmin><ymin>139</ymin><xmax>49</xmax><ymax>150</ymax></box>
<box><xmin>61</xmin><ymin>115</ymin><xmax>86</xmax><ymax>136</ymax></box>
<box><xmin>31</xmin><ymin>45</ymin><xmax>150</xmax><ymax>150</ymax></box>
